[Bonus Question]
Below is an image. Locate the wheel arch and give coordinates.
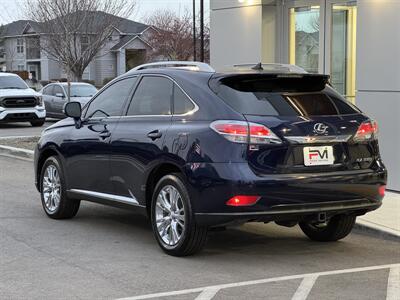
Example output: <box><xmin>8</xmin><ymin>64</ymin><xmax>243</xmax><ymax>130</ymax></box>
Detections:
<box><xmin>145</xmin><ymin>162</ymin><xmax>185</xmax><ymax>216</ymax></box>
<box><xmin>36</xmin><ymin>145</ymin><xmax>64</xmax><ymax>192</ymax></box>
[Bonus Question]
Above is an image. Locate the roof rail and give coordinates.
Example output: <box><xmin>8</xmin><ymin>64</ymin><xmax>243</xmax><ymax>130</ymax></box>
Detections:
<box><xmin>129</xmin><ymin>61</ymin><xmax>215</xmax><ymax>73</ymax></box>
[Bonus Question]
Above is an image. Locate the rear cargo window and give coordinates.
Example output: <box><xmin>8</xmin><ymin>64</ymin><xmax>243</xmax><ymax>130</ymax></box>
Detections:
<box><xmin>211</xmin><ymin>76</ymin><xmax>360</xmax><ymax>116</ymax></box>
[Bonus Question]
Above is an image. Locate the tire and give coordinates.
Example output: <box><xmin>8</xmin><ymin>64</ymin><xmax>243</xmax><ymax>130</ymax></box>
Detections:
<box><xmin>40</xmin><ymin>156</ymin><xmax>80</xmax><ymax>219</ymax></box>
<box><xmin>299</xmin><ymin>214</ymin><xmax>356</xmax><ymax>242</ymax></box>
<box><xmin>151</xmin><ymin>173</ymin><xmax>208</xmax><ymax>256</ymax></box>
<box><xmin>31</xmin><ymin>119</ymin><xmax>45</xmax><ymax>127</ymax></box>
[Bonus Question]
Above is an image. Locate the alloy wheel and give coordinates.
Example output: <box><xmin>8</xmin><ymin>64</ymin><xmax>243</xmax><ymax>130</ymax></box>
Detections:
<box><xmin>155</xmin><ymin>185</ymin><xmax>186</xmax><ymax>246</ymax></box>
<box><xmin>42</xmin><ymin>165</ymin><xmax>61</xmax><ymax>212</ymax></box>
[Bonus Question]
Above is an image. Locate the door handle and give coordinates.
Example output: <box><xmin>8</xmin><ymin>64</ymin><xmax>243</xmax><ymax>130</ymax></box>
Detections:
<box><xmin>99</xmin><ymin>131</ymin><xmax>111</xmax><ymax>140</ymax></box>
<box><xmin>147</xmin><ymin>130</ymin><xmax>162</xmax><ymax>140</ymax></box>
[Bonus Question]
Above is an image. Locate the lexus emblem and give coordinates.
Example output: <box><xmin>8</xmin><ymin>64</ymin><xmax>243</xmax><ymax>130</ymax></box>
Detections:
<box><xmin>313</xmin><ymin>123</ymin><xmax>329</xmax><ymax>135</ymax></box>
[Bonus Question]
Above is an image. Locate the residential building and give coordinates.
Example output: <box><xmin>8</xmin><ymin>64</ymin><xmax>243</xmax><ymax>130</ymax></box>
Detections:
<box><xmin>210</xmin><ymin>0</ymin><xmax>399</xmax><ymax>191</ymax></box>
<box><xmin>0</xmin><ymin>14</ymin><xmax>154</xmax><ymax>85</ymax></box>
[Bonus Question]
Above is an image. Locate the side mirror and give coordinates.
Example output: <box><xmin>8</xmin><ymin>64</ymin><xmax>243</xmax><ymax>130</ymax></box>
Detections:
<box><xmin>64</xmin><ymin>101</ymin><xmax>82</xmax><ymax>120</ymax></box>
<box><xmin>55</xmin><ymin>93</ymin><xmax>65</xmax><ymax>98</ymax></box>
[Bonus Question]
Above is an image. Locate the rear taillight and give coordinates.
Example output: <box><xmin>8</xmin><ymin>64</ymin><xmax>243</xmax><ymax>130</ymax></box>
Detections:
<box><xmin>353</xmin><ymin>120</ymin><xmax>378</xmax><ymax>142</ymax></box>
<box><xmin>379</xmin><ymin>185</ymin><xmax>386</xmax><ymax>197</ymax></box>
<box><xmin>226</xmin><ymin>195</ymin><xmax>260</xmax><ymax>206</ymax></box>
<box><xmin>210</xmin><ymin>120</ymin><xmax>282</xmax><ymax>144</ymax></box>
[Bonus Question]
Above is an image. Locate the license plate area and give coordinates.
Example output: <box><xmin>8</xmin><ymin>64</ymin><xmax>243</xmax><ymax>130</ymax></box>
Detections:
<box><xmin>303</xmin><ymin>146</ymin><xmax>334</xmax><ymax>166</ymax></box>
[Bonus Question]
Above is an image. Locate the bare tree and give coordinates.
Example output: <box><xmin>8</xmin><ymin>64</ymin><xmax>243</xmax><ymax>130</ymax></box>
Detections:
<box><xmin>25</xmin><ymin>0</ymin><xmax>136</xmax><ymax>81</ymax></box>
<box><xmin>145</xmin><ymin>10</ymin><xmax>210</xmax><ymax>62</ymax></box>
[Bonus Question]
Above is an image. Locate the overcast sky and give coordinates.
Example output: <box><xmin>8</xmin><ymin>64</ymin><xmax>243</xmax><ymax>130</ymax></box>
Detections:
<box><xmin>0</xmin><ymin>0</ymin><xmax>210</xmax><ymax>25</ymax></box>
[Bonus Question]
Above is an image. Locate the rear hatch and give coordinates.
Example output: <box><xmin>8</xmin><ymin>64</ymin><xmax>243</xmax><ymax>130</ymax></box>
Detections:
<box><xmin>209</xmin><ymin>73</ymin><xmax>380</xmax><ymax>175</ymax></box>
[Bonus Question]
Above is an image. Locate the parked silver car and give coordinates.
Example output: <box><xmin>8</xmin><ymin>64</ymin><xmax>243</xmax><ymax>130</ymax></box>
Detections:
<box><xmin>41</xmin><ymin>82</ymin><xmax>97</xmax><ymax>119</ymax></box>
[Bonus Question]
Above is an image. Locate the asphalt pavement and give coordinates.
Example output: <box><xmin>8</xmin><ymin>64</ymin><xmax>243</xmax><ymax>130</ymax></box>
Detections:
<box><xmin>0</xmin><ymin>120</ymin><xmax>56</xmax><ymax>138</ymax></box>
<box><xmin>0</xmin><ymin>155</ymin><xmax>399</xmax><ymax>300</ymax></box>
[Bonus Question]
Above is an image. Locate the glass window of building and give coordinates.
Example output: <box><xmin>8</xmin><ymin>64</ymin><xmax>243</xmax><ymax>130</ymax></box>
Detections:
<box><xmin>331</xmin><ymin>2</ymin><xmax>357</xmax><ymax>103</ymax></box>
<box><xmin>289</xmin><ymin>6</ymin><xmax>320</xmax><ymax>73</ymax></box>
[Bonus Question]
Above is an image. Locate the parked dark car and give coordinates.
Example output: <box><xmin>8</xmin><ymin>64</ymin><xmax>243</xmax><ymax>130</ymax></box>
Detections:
<box><xmin>34</xmin><ymin>62</ymin><xmax>387</xmax><ymax>256</ymax></box>
<box><xmin>41</xmin><ymin>82</ymin><xmax>97</xmax><ymax>119</ymax></box>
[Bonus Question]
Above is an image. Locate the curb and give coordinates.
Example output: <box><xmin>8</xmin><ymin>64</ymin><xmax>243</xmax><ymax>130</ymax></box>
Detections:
<box><xmin>0</xmin><ymin>145</ymin><xmax>34</xmax><ymax>159</ymax></box>
<box><xmin>355</xmin><ymin>220</ymin><xmax>400</xmax><ymax>242</ymax></box>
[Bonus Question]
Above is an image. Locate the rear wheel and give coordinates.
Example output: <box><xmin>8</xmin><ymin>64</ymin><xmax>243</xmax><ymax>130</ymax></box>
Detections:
<box><xmin>40</xmin><ymin>156</ymin><xmax>80</xmax><ymax>219</ymax></box>
<box><xmin>151</xmin><ymin>174</ymin><xmax>208</xmax><ymax>256</ymax></box>
<box><xmin>30</xmin><ymin>119</ymin><xmax>45</xmax><ymax>127</ymax></box>
<box><xmin>299</xmin><ymin>214</ymin><xmax>356</xmax><ymax>242</ymax></box>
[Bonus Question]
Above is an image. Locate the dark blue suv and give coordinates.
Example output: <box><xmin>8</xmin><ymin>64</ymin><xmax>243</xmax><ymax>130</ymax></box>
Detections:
<box><xmin>34</xmin><ymin>62</ymin><xmax>387</xmax><ymax>256</ymax></box>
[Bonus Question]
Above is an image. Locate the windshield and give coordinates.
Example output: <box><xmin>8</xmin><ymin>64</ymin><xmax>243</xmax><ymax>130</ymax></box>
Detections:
<box><xmin>66</xmin><ymin>85</ymin><xmax>97</xmax><ymax>97</ymax></box>
<box><xmin>0</xmin><ymin>75</ymin><xmax>28</xmax><ymax>89</ymax></box>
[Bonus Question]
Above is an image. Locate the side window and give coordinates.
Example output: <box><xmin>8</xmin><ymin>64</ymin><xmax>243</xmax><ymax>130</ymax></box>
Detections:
<box><xmin>43</xmin><ymin>85</ymin><xmax>53</xmax><ymax>96</ymax></box>
<box><xmin>127</xmin><ymin>76</ymin><xmax>172</xmax><ymax>116</ymax></box>
<box><xmin>53</xmin><ymin>85</ymin><xmax>64</xmax><ymax>97</ymax></box>
<box><xmin>173</xmin><ymin>84</ymin><xmax>195</xmax><ymax>115</ymax></box>
<box><xmin>85</xmin><ymin>77</ymin><xmax>137</xmax><ymax>118</ymax></box>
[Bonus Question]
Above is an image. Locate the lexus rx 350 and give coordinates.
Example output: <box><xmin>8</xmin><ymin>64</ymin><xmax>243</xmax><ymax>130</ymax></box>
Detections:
<box><xmin>34</xmin><ymin>62</ymin><xmax>387</xmax><ymax>256</ymax></box>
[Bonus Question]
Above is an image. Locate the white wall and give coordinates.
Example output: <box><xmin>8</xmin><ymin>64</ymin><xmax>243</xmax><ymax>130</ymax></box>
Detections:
<box><xmin>210</xmin><ymin>1</ymin><xmax>263</xmax><ymax>69</ymax></box>
<box><xmin>356</xmin><ymin>0</ymin><xmax>400</xmax><ymax>191</ymax></box>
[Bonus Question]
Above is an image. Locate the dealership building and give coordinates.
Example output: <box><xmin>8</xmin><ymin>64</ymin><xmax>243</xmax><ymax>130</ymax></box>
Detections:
<box><xmin>210</xmin><ymin>0</ymin><xmax>399</xmax><ymax>191</ymax></box>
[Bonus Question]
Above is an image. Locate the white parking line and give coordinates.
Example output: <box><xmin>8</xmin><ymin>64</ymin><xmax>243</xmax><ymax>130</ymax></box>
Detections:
<box><xmin>194</xmin><ymin>287</ymin><xmax>221</xmax><ymax>300</ymax></box>
<box><xmin>117</xmin><ymin>263</ymin><xmax>400</xmax><ymax>300</ymax></box>
<box><xmin>291</xmin><ymin>275</ymin><xmax>318</xmax><ymax>300</ymax></box>
<box><xmin>386</xmin><ymin>266</ymin><xmax>400</xmax><ymax>300</ymax></box>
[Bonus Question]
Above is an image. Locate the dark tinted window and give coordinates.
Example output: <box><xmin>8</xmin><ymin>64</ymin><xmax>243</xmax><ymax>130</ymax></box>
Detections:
<box><xmin>127</xmin><ymin>76</ymin><xmax>172</xmax><ymax>116</ymax></box>
<box><xmin>212</xmin><ymin>77</ymin><xmax>359</xmax><ymax>116</ymax></box>
<box><xmin>173</xmin><ymin>84</ymin><xmax>195</xmax><ymax>114</ymax></box>
<box><xmin>85</xmin><ymin>77</ymin><xmax>137</xmax><ymax>118</ymax></box>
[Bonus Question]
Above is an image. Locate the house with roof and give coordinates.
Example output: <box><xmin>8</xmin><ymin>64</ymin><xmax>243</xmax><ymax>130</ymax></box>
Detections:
<box><xmin>0</xmin><ymin>14</ymin><xmax>154</xmax><ymax>85</ymax></box>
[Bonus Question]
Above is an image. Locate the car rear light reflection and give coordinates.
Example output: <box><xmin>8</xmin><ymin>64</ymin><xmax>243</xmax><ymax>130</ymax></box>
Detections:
<box><xmin>354</xmin><ymin>120</ymin><xmax>378</xmax><ymax>142</ymax></box>
<box><xmin>379</xmin><ymin>185</ymin><xmax>386</xmax><ymax>197</ymax></box>
<box><xmin>210</xmin><ymin>120</ymin><xmax>282</xmax><ymax>144</ymax></box>
<box><xmin>226</xmin><ymin>195</ymin><xmax>260</xmax><ymax>206</ymax></box>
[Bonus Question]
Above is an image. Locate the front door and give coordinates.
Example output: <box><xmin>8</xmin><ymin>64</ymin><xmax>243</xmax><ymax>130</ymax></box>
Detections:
<box><xmin>64</xmin><ymin>76</ymin><xmax>138</xmax><ymax>195</ymax></box>
<box><xmin>110</xmin><ymin>75</ymin><xmax>173</xmax><ymax>205</ymax></box>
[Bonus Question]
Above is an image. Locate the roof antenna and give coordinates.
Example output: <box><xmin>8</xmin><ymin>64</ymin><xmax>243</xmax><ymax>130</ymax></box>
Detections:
<box><xmin>252</xmin><ymin>62</ymin><xmax>264</xmax><ymax>71</ymax></box>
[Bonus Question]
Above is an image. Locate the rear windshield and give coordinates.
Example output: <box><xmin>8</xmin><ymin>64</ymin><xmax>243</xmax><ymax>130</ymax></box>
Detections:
<box><xmin>210</xmin><ymin>76</ymin><xmax>360</xmax><ymax>116</ymax></box>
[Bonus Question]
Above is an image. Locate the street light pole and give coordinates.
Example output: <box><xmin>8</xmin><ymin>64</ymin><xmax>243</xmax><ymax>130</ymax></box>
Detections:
<box><xmin>200</xmin><ymin>0</ymin><xmax>204</xmax><ymax>62</ymax></box>
<box><xmin>193</xmin><ymin>0</ymin><xmax>197</xmax><ymax>61</ymax></box>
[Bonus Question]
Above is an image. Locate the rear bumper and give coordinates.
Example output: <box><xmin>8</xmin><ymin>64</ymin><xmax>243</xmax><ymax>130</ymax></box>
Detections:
<box><xmin>195</xmin><ymin>199</ymin><xmax>381</xmax><ymax>226</ymax></box>
<box><xmin>0</xmin><ymin>107</ymin><xmax>46</xmax><ymax>122</ymax></box>
<box><xmin>184</xmin><ymin>162</ymin><xmax>387</xmax><ymax>226</ymax></box>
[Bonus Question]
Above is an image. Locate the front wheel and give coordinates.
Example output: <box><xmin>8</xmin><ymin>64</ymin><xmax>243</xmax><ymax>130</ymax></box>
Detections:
<box><xmin>30</xmin><ymin>119</ymin><xmax>45</xmax><ymax>127</ymax></box>
<box><xmin>151</xmin><ymin>174</ymin><xmax>208</xmax><ymax>256</ymax></box>
<box><xmin>40</xmin><ymin>156</ymin><xmax>80</xmax><ymax>219</ymax></box>
<box><xmin>299</xmin><ymin>214</ymin><xmax>356</xmax><ymax>242</ymax></box>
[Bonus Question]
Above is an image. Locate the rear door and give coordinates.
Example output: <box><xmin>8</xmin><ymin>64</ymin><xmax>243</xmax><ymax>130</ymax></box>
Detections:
<box><xmin>110</xmin><ymin>75</ymin><xmax>173</xmax><ymax>204</ymax></box>
<box><xmin>210</xmin><ymin>74</ymin><xmax>376</xmax><ymax>175</ymax></box>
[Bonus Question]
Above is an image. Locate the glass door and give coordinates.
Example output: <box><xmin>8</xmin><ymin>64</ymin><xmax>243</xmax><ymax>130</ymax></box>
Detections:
<box><xmin>329</xmin><ymin>1</ymin><xmax>357</xmax><ymax>102</ymax></box>
<box><xmin>284</xmin><ymin>0</ymin><xmax>324</xmax><ymax>74</ymax></box>
<box><xmin>289</xmin><ymin>5</ymin><xmax>320</xmax><ymax>73</ymax></box>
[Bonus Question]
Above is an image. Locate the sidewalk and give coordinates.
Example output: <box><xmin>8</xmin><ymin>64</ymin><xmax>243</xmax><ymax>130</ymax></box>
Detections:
<box><xmin>357</xmin><ymin>191</ymin><xmax>400</xmax><ymax>239</ymax></box>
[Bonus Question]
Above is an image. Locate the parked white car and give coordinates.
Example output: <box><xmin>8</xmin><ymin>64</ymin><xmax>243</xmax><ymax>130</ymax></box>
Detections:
<box><xmin>41</xmin><ymin>82</ymin><xmax>97</xmax><ymax>119</ymax></box>
<box><xmin>0</xmin><ymin>72</ymin><xmax>45</xmax><ymax>127</ymax></box>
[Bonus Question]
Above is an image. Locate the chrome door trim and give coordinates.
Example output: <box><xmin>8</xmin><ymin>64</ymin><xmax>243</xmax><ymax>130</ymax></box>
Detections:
<box><xmin>69</xmin><ymin>189</ymin><xmax>142</xmax><ymax>206</ymax></box>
